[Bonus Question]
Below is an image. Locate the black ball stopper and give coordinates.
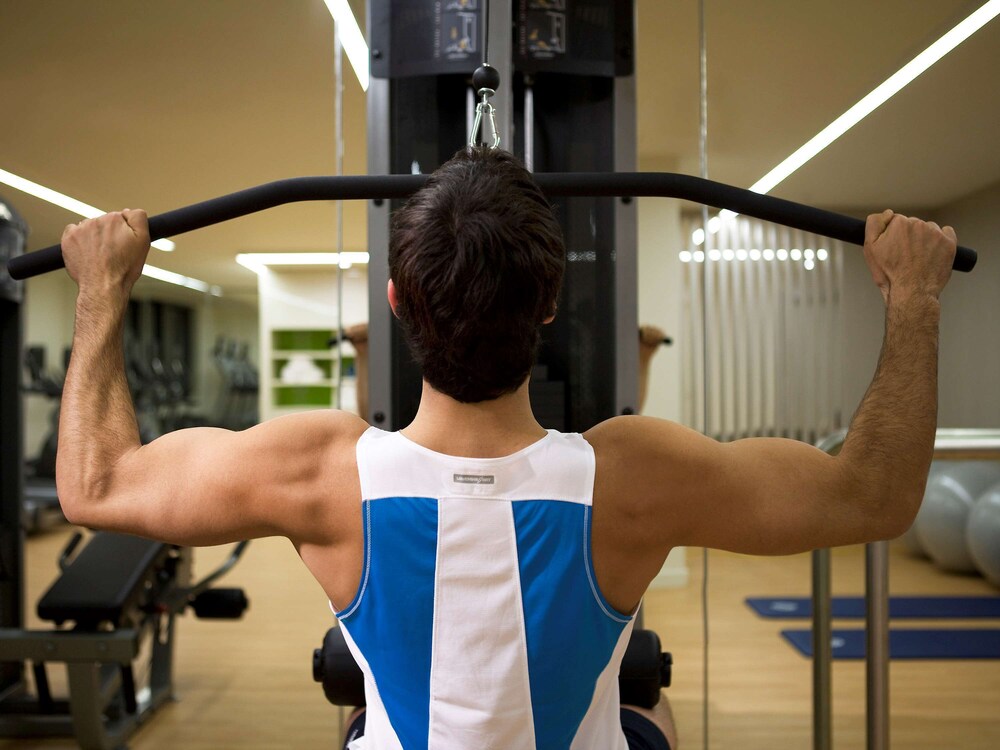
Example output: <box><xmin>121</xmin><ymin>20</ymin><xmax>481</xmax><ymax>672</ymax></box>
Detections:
<box><xmin>473</xmin><ymin>64</ymin><xmax>500</xmax><ymax>93</ymax></box>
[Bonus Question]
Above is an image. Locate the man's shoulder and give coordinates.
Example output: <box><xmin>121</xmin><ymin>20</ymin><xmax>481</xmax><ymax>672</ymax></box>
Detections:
<box><xmin>255</xmin><ymin>409</ymin><xmax>370</xmax><ymax>460</ymax></box>
<box><xmin>584</xmin><ymin>414</ymin><xmax>687</xmax><ymax>455</ymax></box>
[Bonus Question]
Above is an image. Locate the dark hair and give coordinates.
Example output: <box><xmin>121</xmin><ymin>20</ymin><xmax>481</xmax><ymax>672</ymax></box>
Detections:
<box><xmin>389</xmin><ymin>148</ymin><xmax>565</xmax><ymax>403</ymax></box>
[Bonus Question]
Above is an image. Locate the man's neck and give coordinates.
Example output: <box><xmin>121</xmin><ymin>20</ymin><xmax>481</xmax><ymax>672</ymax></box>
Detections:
<box><xmin>399</xmin><ymin>380</ymin><xmax>548</xmax><ymax>458</ymax></box>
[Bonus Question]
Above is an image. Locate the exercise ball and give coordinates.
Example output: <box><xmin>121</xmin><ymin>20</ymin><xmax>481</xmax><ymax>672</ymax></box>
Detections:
<box><xmin>899</xmin><ymin>461</ymin><xmax>957</xmax><ymax>557</ymax></box>
<box><xmin>914</xmin><ymin>462</ymin><xmax>1000</xmax><ymax>573</ymax></box>
<box><xmin>967</xmin><ymin>481</ymin><xmax>1000</xmax><ymax>588</ymax></box>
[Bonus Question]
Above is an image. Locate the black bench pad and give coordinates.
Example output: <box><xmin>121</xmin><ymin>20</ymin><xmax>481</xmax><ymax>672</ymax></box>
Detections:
<box><xmin>37</xmin><ymin>532</ymin><xmax>170</xmax><ymax>626</ymax></box>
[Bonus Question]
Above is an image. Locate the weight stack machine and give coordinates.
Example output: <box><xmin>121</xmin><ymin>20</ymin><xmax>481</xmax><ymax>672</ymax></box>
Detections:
<box><xmin>0</xmin><ymin>200</ymin><xmax>27</xmax><ymax>703</ymax></box>
<box><xmin>366</xmin><ymin>0</ymin><xmax>638</xmax><ymax>433</ymax></box>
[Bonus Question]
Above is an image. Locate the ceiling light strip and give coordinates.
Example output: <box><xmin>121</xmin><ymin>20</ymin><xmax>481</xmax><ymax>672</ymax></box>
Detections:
<box><xmin>322</xmin><ymin>0</ymin><xmax>370</xmax><ymax>91</ymax></box>
<box><xmin>141</xmin><ymin>264</ymin><xmax>221</xmax><ymax>296</ymax></box>
<box><xmin>0</xmin><ymin>167</ymin><xmax>175</xmax><ymax>252</ymax></box>
<box><xmin>750</xmin><ymin>0</ymin><xmax>1000</xmax><ymax>197</ymax></box>
<box><xmin>708</xmin><ymin>0</ymin><xmax>1000</xmax><ymax>234</ymax></box>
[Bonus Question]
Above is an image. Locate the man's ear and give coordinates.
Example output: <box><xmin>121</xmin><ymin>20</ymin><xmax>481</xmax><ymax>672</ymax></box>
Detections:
<box><xmin>387</xmin><ymin>278</ymin><xmax>401</xmax><ymax>319</ymax></box>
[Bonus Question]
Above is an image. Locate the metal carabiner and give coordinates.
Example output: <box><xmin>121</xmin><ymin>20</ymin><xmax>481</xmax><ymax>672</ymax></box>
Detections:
<box><xmin>469</xmin><ymin>91</ymin><xmax>501</xmax><ymax>150</ymax></box>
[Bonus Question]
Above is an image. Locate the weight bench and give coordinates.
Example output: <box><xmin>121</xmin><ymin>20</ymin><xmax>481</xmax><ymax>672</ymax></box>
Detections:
<box><xmin>313</xmin><ymin>626</ymin><xmax>672</xmax><ymax>709</ymax></box>
<box><xmin>0</xmin><ymin>532</ymin><xmax>249</xmax><ymax>750</ymax></box>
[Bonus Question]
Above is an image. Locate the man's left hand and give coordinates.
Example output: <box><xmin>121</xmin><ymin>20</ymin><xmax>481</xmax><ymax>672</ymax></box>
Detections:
<box><xmin>61</xmin><ymin>209</ymin><xmax>150</xmax><ymax>295</ymax></box>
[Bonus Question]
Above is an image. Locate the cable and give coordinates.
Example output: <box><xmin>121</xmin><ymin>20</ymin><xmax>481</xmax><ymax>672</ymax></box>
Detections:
<box><xmin>482</xmin><ymin>0</ymin><xmax>490</xmax><ymax>66</ymax></box>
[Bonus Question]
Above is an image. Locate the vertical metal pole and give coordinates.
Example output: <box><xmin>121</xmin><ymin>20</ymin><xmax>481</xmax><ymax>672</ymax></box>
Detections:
<box><xmin>365</xmin><ymin>67</ymin><xmax>391</xmax><ymax>426</ymax></box>
<box><xmin>0</xmin><ymin>296</ymin><xmax>26</xmax><ymax>694</ymax></box>
<box><xmin>866</xmin><ymin>541</ymin><xmax>890</xmax><ymax>750</ymax></box>
<box><xmin>486</xmin><ymin>0</ymin><xmax>513</xmax><ymax>151</ymax></box>
<box><xmin>467</xmin><ymin>86</ymin><xmax>476</xmax><ymax>149</ymax></box>
<box><xmin>613</xmin><ymin>73</ymin><xmax>638</xmax><ymax>418</ymax></box>
<box><xmin>524</xmin><ymin>79</ymin><xmax>534</xmax><ymax>172</ymax></box>
<box><xmin>812</xmin><ymin>547</ymin><xmax>833</xmax><ymax>750</ymax></box>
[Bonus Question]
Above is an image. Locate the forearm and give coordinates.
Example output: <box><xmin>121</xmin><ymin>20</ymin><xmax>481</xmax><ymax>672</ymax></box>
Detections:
<box><xmin>57</xmin><ymin>289</ymin><xmax>141</xmax><ymax>509</ymax></box>
<box><xmin>839</xmin><ymin>294</ymin><xmax>941</xmax><ymax>529</ymax></box>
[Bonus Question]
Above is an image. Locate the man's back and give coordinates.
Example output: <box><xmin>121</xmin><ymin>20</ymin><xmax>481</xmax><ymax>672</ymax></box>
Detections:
<box><xmin>54</xmin><ymin>151</ymin><xmax>957</xmax><ymax>750</ymax></box>
<box><xmin>334</xmin><ymin>426</ymin><xmax>635</xmax><ymax>749</ymax></box>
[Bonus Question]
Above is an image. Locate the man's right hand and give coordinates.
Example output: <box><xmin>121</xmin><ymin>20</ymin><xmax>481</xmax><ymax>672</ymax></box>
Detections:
<box><xmin>864</xmin><ymin>210</ymin><xmax>957</xmax><ymax>306</ymax></box>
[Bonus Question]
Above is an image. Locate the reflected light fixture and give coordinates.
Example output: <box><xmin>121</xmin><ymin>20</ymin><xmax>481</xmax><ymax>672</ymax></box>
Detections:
<box><xmin>142</xmin><ymin>264</ymin><xmax>222</xmax><ymax>296</ymax></box>
<box><xmin>236</xmin><ymin>251</ymin><xmax>371</xmax><ymax>274</ymax></box>
<box><xmin>0</xmin><ymin>167</ymin><xmax>175</xmax><ymax>252</ymax></box>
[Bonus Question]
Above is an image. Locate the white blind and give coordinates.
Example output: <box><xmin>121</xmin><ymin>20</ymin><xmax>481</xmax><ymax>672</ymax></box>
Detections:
<box><xmin>680</xmin><ymin>216</ymin><xmax>846</xmax><ymax>444</ymax></box>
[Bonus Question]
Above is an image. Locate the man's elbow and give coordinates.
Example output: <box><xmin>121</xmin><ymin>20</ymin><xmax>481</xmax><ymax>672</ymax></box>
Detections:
<box><xmin>55</xmin><ymin>467</ymin><xmax>111</xmax><ymax>529</ymax></box>
<box><xmin>862</xmin><ymin>484</ymin><xmax>923</xmax><ymax>543</ymax></box>
<box><xmin>834</xmin><ymin>461</ymin><xmax>922</xmax><ymax>544</ymax></box>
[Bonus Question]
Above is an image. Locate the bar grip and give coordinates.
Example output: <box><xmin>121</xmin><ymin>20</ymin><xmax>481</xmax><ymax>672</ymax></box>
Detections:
<box><xmin>6</xmin><ymin>172</ymin><xmax>978</xmax><ymax>280</ymax></box>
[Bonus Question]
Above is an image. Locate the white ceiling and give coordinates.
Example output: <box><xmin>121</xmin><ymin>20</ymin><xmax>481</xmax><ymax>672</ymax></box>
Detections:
<box><xmin>1</xmin><ymin>0</ymin><xmax>997</xmax><ymax>294</ymax></box>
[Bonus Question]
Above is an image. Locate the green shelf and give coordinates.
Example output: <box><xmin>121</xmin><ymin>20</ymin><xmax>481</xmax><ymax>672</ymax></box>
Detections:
<box><xmin>271</xmin><ymin>329</ymin><xmax>334</xmax><ymax>351</ymax></box>
<box><xmin>272</xmin><ymin>385</ymin><xmax>334</xmax><ymax>407</ymax></box>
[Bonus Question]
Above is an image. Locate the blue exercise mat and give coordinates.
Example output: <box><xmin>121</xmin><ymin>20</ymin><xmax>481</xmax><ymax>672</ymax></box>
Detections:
<box><xmin>746</xmin><ymin>596</ymin><xmax>1000</xmax><ymax>619</ymax></box>
<box><xmin>781</xmin><ymin>628</ymin><xmax>1000</xmax><ymax>659</ymax></box>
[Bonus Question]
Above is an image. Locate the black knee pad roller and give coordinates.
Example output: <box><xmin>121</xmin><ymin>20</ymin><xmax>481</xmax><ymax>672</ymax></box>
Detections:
<box><xmin>313</xmin><ymin>626</ymin><xmax>671</xmax><ymax>710</ymax></box>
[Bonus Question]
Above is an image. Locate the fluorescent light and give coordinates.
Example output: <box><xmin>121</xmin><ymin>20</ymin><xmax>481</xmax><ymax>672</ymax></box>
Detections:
<box><xmin>749</xmin><ymin>249</ymin><xmax>762</xmax><ymax>261</ymax></box>
<box><xmin>707</xmin><ymin>216</ymin><xmax>722</xmax><ymax>234</ymax></box>
<box><xmin>236</xmin><ymin>251</ymin><xmax>370</xmax><ymax>275</ymax></box>
<box><xmin>790</xmin><ymin>248</ymin><xmax>802</xmax><ymax>261</ymax></box>
<box><xmin>750</xmin><ymin>0</ymin><xmax>1000</xmax><ymax>196</ymax></box>
<box><xmin>804</xmin><ymin>249</ymin><xmax>815</xmax><ymax>260</ymax></box>
<box><xmin>817</xmin><ymin>248</ymin><xmax>829</xmax><ymax>261</ymax></box>
<box><xmin>722</xmin><ymin>249</ymin><xmax>735</xmax><ymax>261</ymax></box>
<box><xmin>679</xmin><ymin>250</ymin><xmax>693</xmax><ymax>263</ymax></box>
<box><xmin>736</xmin><ymin>249</ymin><xmax>748</xmax><ymax>261</ymax></box>
<box><xmin>692</xmin><ymin>228</ymin><xmax>706</xmax><ymax>245</ymax></box>
<box><xmin>777</xmin><ymin>249</ymin><xmax>789</xmax><ymax>261</ymax></box>
<box><xmin>323</xmin><ymin>0</ymin><xmax>370</xmax><ymax>91</ymax></box>
<box><xmin>0</xmin><ymin>167</ymin><xmax>175</xmax><ymax>252</ymax></box>
<box><xmin>708</xmin><ymin>249</ymin><xmax>722</xmax><ymax>261</ymax></box>
<box><xmin>693</xmin><ymin>250</ymin><xmax>705</xmax><ymax>263</ymax></box>
<box><xmin>763</xmin><ymin>249</ymin><xmax>775</xmax><ymax>261</ymax></box>
<box><xmin>804</xmin><ymin>259</ymin><xmax>816</xmax><ymax>271</ymax></box>
<box><xmin>141</xmin><ymin>264</ymin><xmax>220</xmax><ymax>295</ymax></box>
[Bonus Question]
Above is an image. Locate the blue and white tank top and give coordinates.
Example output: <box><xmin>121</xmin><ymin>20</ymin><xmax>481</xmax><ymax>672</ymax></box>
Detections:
<box><xmin>333</xmin><ymin>426</ymin><xmax>635</xmax><ymax>749</ymax></box>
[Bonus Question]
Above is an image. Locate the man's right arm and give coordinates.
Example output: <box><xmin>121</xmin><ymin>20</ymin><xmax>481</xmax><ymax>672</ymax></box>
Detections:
<box><xmin>587</xmin><ymin>211</ymin><xmax>957</xmax><ymax>557</ymax></box>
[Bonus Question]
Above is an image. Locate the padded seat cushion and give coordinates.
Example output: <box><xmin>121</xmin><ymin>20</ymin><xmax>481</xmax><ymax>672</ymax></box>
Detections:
<box><xmin>37</xmin><ymin>532</ymin><xmax>169</xmax><ymax>626</ymax></box>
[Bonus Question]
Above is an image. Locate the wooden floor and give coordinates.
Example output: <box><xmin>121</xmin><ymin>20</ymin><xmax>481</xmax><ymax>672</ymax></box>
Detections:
<box><xmin>4</xmin><ymin>527</ymin><xmax>999</xmax><ymax>749</ymax></box>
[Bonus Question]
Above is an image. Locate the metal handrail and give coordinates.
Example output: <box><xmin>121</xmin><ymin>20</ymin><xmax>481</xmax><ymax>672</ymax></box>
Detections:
<box><xmin>812</xmin><ymin>428</ymin><xmax>1000</xmax><ymax>750</ymax></box>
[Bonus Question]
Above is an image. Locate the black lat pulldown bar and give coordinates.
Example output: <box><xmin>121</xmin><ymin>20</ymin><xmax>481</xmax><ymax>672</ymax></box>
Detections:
<box><xmin>6</xmin><ymin>172</ymin><xmax>977</xmax><ymax>280</ymax></box>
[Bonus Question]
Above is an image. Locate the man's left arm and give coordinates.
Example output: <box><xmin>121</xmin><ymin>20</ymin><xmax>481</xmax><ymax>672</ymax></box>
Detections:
<box><xmin>56</xmin><ymin>210</ymin><xmax>366</xmax><ymax>547</ymax></box>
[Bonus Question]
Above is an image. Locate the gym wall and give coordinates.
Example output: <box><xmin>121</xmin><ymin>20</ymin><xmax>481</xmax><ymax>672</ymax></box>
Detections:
<box><xmin>934</xmin><ymin>180</ymin><xmax>1000</xmax><ymax>427</ymax></box>
<box><xmin>841</xmin><ymin>178</ymin><xmax>1000</xmax><ymax>428</ymax></box>
<box><xmin>637</xmin><ymin>188</ymin><xmax>684</xmax><ymax>424</ymax></box>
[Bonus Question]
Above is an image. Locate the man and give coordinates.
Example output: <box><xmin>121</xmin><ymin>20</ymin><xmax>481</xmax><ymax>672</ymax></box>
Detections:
<box><xmin>57</xmin><ymin>148</ymin><xmax>956</xmax><ymax>750</ymax></box>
